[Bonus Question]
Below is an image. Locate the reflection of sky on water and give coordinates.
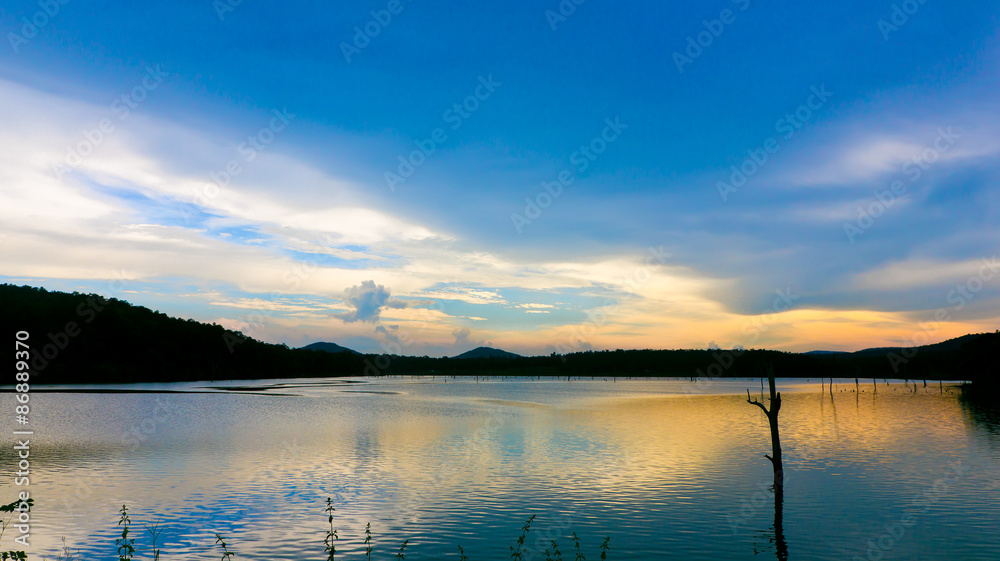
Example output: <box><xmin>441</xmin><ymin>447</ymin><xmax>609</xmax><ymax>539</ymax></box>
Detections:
<box><xmin>4</xmin><ymin>378</ymin><xmax>998</xmax><ymax>560</ymax></box>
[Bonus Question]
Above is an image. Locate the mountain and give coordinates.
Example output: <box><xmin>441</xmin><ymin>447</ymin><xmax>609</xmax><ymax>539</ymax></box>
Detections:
<box><xmin>852</xmin><ymin>333</ymin><xmax>984</xmax><ymax>356</ymax></box>
<box><xmin>453</xmin><ymin>346</ymin><xmax>522</xmax><ymax>359</ymax></box>
<box><xmin>803</xmin><ymin>350</ymin><xmax>848</xmax><ymax>355</ymax></box>
<box><xmin>301</xmin><ymin>342</ymin><xmax>358</xmax><ymax>354</ymax></box>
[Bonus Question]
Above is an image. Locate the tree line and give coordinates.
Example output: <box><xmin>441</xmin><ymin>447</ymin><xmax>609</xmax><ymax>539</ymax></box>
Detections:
<box><xmin>2</xmin><ymin>284</ymin><xmax>997</xmax><ymax>387</ymax></box>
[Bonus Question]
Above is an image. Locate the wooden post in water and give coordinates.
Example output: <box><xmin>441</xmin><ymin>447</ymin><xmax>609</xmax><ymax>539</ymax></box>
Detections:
<box><xmin>747</xmin><ymin>364</ymin><xmax>783</xmax><ymax>483</ymax></box>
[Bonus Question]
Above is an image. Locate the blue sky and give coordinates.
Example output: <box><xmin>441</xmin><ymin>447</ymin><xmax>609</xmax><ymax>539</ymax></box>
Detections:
<box><xmin>1</xmin><ymin>0</ymin><xmax>998</xmax><ymax>355</ymax></box>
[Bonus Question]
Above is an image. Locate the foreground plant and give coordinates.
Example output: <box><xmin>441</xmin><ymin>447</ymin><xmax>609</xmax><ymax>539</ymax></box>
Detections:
<box><xmin>572</xmin><ymin>531</ymin><xmax>585</xmax><ymax>561</ymax></box>
<box><xmin>364</xmin><ymin>521</ymin><xmax>373</xmax><ymax>561</ymax></box>
<box><xmin>116</xmin><ymin>505</ymin><xmax>135</xmax><ymax>561</ymax></box>
<box><xmin>214</xmin><ymin>533</ymin><xmax>235</xmax><ymax>560</ymax></box>
<box><xmin>599</xmin><ymin>537</ymin><xmax>610</xmax><ymax>561</ymax></box>
<box><xmin>0</xmin><ymin>497</ymin><xmax>33</xmax><ymax>561</ymax></box>
<box><xmin>510</xmin><ymin>514</ymin><xmax>536</xmax><ymax>561</ymax></box>
<box><xmin>545</xmin><ymin>539</ymin><xmax>563</xmax><ymax>561</ymax></box>
<box><xmin>90</xmin><ymin>502</ymin><xmax>611</xmax><ymax>560</ymax></box>
<box><xmin>324</xmin><ymin>498</ymin><xmax>339</xmax><ymax>561</ymax></box>
<box><xmin>142</xmin><ymin>521</ymin><xmax>163</xmax><ymax>561</ymax></box>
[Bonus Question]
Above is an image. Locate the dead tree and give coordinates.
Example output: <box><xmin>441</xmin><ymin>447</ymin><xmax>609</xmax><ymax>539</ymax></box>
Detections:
<box><xmin>747</xmin><ymin>364</ymin><xmax>783</xmax><ymax>483</ymax></box>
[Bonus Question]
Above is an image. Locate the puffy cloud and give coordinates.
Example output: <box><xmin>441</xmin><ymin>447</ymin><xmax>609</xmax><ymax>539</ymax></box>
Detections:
<box><xmin>335</xmin><ymin>280</ymin><xmax>392</xmax><ymax>323</ymax></box>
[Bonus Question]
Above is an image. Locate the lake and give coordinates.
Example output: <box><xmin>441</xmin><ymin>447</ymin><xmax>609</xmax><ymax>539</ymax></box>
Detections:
<box><xmin>6</xmin><ymin>377</ymin><xmax>1000</xmax><ymax>560</ymax></box>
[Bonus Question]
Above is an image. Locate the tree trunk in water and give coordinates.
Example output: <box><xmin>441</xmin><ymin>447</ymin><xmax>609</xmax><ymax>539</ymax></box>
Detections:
<box><xmin>767</xmin><ymin>374</ymin><xmax>783</xmax><ymax>480</ymax></box>
<box><xmin>747</xmin><ymin>365</ymin><xmax>786</xmax><ymax>560</ymax></box>
<box><xmin>773</xmin><ymin>480</ymin><xmax>788</xmax><ymax>561</ymax></box>
<box><xmin>747</xmin><ymin>365</ymin><xmax>783</xmax><ymax>482</ymax></box>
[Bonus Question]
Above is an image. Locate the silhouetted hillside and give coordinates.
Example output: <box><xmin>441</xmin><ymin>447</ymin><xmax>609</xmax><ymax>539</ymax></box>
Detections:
<box><xmin>2</xmin><ymin>284</ymin><xmax>997</xmax><ymax>387</ymax></box>
<box><xmin>852</xmin><ymin>333</ymin><xmax>984</xmax><ymax>356</ymax></box>
<box><xmin>453</xmin><ymin>346</ymin><xmax>522</xmax><ymax>359</ymax></box>
<box><xmin>1</xmin><ymin>284</ymin><xmax>365</xmax><ymax>384</ymax></box>
<box><xmin>302</xmin><ymin>342</ymin><xmax>358</xmax><ymax>354</ymax></box>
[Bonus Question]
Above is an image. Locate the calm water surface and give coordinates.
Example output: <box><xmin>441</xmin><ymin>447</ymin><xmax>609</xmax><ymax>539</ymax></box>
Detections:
<box><xmin>6</xmin><ymin>377</ymin><xmax>1000</xmax><ymax>560</ymax></box>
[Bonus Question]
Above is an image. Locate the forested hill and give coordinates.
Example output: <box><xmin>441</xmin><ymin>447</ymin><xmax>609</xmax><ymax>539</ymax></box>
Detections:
<box><xmin>2</xmin><ymin>284</ymin><xmax>998</xmax><ymax>387</ymax></box>
<box><xmin>3</xmin><ymin>284</ymin><xmax>365</xmax><ymax>383</ymax></box>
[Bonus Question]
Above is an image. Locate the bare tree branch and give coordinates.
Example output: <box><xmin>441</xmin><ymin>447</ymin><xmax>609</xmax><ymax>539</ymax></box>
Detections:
<box><xmin>747</xmin><ymin>389</ymin><xmax>770</xmax><ymax>414</ymax></box>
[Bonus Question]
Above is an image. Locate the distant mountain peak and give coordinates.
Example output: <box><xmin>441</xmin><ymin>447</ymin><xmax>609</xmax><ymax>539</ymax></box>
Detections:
<box><xmin>452</xmin><ymin>346</ymin><xmax>522</xmax><ymax>359</ymax></box>
<box><xmin>301</xmin><ymin>341</ymin><xmax>358</xmax><ymax>354</ymax></box>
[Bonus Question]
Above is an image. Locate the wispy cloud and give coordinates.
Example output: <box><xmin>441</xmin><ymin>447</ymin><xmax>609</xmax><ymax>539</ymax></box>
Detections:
<box><xmin>4</xmin><ymin>1</ymin><xmax>1000</xmax><ymax>355</ymax></box>
<box><xmin>779</xmin><ymin>119</ymin><xmax>1000</xmax><ymax>188</ymax></box>
<box><xmin>452</xmin><ymin>326</ymin><xmax>490</xmax><ymax>350</ymax></box>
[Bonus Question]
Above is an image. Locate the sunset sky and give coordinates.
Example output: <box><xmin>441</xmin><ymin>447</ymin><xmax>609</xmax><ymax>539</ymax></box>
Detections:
<box><xmin>2</xmin><ymin>1</ymin><xmax>998</xmax><ymax>356</ymax></box>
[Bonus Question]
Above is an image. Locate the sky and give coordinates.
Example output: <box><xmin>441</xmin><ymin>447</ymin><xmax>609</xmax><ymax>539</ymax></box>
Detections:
<box><xmin>1</xmin><ymin>0</ymin><xmax>999</xmax><ymax>357</ymax></box>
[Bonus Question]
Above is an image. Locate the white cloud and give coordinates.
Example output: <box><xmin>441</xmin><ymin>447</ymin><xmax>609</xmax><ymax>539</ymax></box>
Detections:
<box><xmin>334</xmin><ymin>280</ymin><xmax>392</xmax><ymax>323</ymax></box>
<box><xmin>419</xmin><ymin>287</ymin><xmax>506</xmax><ymax>305</ymax></box>
<box><xmin>452</xmin><ymin>326</ymin><xmax>490</xmax><ymax>350</ymax></box>
<box><xmin>851</xmin><ymin>256</ymin><xmax>1000</xmax><ymax>291</ymax></box>
<box><xmin>779</xmin><ymin>117</ymin><xmax>1000</xmax><ymax>187</ymax></box>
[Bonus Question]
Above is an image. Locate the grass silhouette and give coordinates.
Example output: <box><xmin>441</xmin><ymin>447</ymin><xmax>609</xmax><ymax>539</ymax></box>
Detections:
<box><xmin>14</xmin><ymin>498</ymin><xmax>610</xmax><ymax>560</ymax></box>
